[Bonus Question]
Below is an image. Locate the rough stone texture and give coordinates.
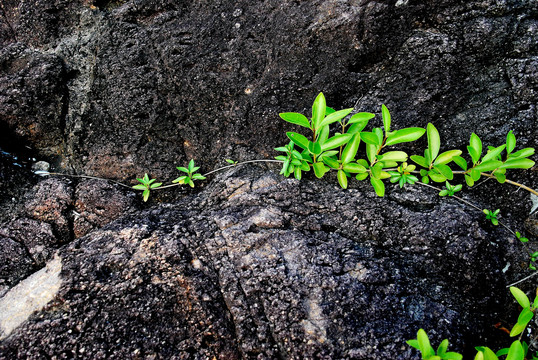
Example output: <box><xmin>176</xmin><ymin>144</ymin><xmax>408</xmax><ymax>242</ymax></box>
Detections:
<box><xmin>0</xmin><ymin>0</ymin><xmax>537</xmax><ymax>358</ymax></box>
<box><xmin>0</xmin><ymin>166</ymin><xmax>527</xmax><ymax>358</ymax></box>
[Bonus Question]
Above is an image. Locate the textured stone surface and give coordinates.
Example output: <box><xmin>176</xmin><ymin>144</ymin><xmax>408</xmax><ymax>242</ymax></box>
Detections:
<box><xmin>0</xmin><ymin>0</ymin><xmax>537</xmax><ymax>358</ymax></box>
<box><xmin>0</xmin><ymin>166</ymin><xmax>528</xmax><ymax>358</ymax></box>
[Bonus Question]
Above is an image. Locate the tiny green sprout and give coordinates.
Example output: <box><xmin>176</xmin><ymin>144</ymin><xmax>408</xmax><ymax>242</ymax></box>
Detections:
<box><xmin>439</xmin><ymin>181</ymin><xmax>463</xmax><ymax>197</ymax></box>
<box><xmin>529</xmin><ymin>252</ymin><xmax>538</xmax><ymax>270</ymax></box>
<box><xmin>515</xmin><ymin>231</ymin><xmax>529</xmax><ymax>243</ymax></box>
<box><xmin>133</xmin><ymin>173</ymin><xmax>162</xmax><ymax>202</ymax></box>
<box><xmin>173</xmin><ymin>159</ymin><xmax>206</xmax><ymax>188</ymax></box>
<box><xmin>225</xmin><ymin>159</ymin><xmax>238</xmax><ymax>165</ymax></box>
<box><xmin>389</xmin><ymin>162</ymin><xmax>419</xmax><ymax>188</ymax></box>
<box><xmin>483</xmin><ymin>209</ymin><xmax>500</xmax><ymax>226</ymax></box>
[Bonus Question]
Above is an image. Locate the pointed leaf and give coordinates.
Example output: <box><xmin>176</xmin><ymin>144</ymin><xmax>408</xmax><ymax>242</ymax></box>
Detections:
<box><xmin>506</xmin><ymin>130</ymin><xmax>516</xmax><ymax>154</ymax></box>
<box><xmin>417</xmin><ymin>329</ymin><xmax>435</xmax><ymax>358</ymax></box>
<box><xmin>382</xmin><ymin>104</ymin><xmax>391</xmax><ymax>135</ymax></box>
<box><xmin>482</xmin><ymin>144</ymin><xmax>506</xmax><ymax>163</ymax></box>
<box><xmin>510</xmin><ymin>287</ymin><xmax>530</xmax><ymax>308</ymax></box>
<box><xmin>323</xmin><ymin>156</ymin><xmax>340</xmax><ymax>169</ymax></box>
<box><xmin>411</xmin><ymin>155</ymin><xmax>429</xmax><ymax>168</ymax></box>
<box><xmin>343</xmin><ymin>163</ymin><xmax>367</xmax><ymax>173</ymax></box>
<box><xmin>279</xmin><ymin>112</ymin><xmax>311</xmax><ymax>129</ymax></box>
<box><xmin>312</xmin><ymin>92</ymin><xmax>326</xmax><ymax>130</ymax></box>
<box><xmin>434</xmin><ymin>164</ymin><xmax>454</xmax><ymax>180</ymax></box>
<box><xmin>287</xmin><ymin>132</ymin><xmax>310</xmax><ymax>151</ymax></box>
<box><xmin>499</xmin><ymin>158</ymin><xmax>535</xmax><ymax>169</ymax></box>
<box><xmin>475</xmin><ymin>347</ymin><xmax>499</xmax><ymax>360</ymax></box>
<box><xmin>361</xmin><ymin>131</ymin><xmax>381</xmax><ymax>146</ymax></box>
<box><xmin>406</xmin><ymin>339</ymin><xmax>420</xmax><ymax>350</ymax></box>
<box><xmin>453</xmin><ymin>156</ymin><xmax>468</xmax><ymax>171</ymax></box>
<box><xmin>509</xmin><ymin>147</ymin><xmax>534</xmax><ymax>159</ymax></box>
<box><xmin>470</xmin><ymin>133</ymin><xmax>482</xmax><ymax>162</ymax></box>
<box><xmin>348</xmin><ymin>121</ymin><xmax>369</xmax><ymax>134</ymax></box>
<box><xmin>427</xmin><ymin>123</ymin><xmax>441</xmax><ymax>162</ymax></box>
<box><xmin>437</xmin><ymin>339</ymin><xmax>449</xmax><ymax>356</ymax></box>
<box><xmin>349</xmin><ymin>112</ymin><xmax>375</xmax><ymax>124</ymax></box>
<box><xmin>377</xmin><ymin>151</ymin><xmax>408</xmax><ymax>163</ymax></box>
<box><xmin>473</xmin><ymin>160</ymin><xmax>503</xmax><ymax>173</ymax></box>
<box><xmin>313</xmin><ymin>162</ymin><xmax>328</xmax><ymax>178</ymax></box>
<box><xmin>318</xmin><ymin>125</ymin><xmax>330</xmax><ymax>144</ymax></box>
<box><xmin>176</xmin><ymin>166</ymin><xmax>189</xmax><ymax>173</ymax></box>
<box><xmin>133</xmin><ymin>184</ymin><xmax>147</xmax><ymax>190</ymax></box>
<box><xmin>434</xmin><ymin>150</ymin><xmax>463</xmax><ymax>165</ymax></box>
<box><xmin>341</xmin><ymin>133</ymin><xmax>361</xmax><ymax>164</ymax></box>
<box><xmin>370</xmin><ymin>176</ymin><xmax>385</xmax><ymax>197</ymax></box>
<box><xmin>337</xmin><ymin>169</ymin><xmax>348</xmax><ymax>189</ymax></box>
<box><xmin>366</xmin><ymin>143</ymin><xmax>378</xmax><ymax>165</ymax></box>
<box><xmin>506</xmin><ymin>341</ymin><xmax>524</xmax><ymax>360</ymax></box>
<box><xmin>319</xmin><ymin>108</ymin><xmax>354</xmax><ymax>129</ymax></box>
<box><xmin>385</xmin><ymin>127</ymin><xmax>426</xmax><ymax>146</ymax></box>
<box><xmin>321</xmin><ymin>133</ymin><xmax>352</xmax><ymax>151</ymax></box>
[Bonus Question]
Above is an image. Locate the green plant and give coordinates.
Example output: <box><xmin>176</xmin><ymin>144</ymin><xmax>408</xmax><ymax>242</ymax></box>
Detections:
<box><xmin>133</xmin><ymin>173</ymin><xmax>162</xmax><ymax>202</ymax></box>
<box><xmin>439</xmin><ymin>181</ymin><xmax>463</xmax><ymax>197</ymax></box>
<box><xmin>408</xmin><ymin>287</ymin><xmax>538</xmax><ymax>360</ymax></box>
<box><xmin>483</xmin><ymin>209</ymin><xmax>501</xmax><ymax>226</ymax></box>
<box><xmin>172</xmin><ymin>159</ymin><xmax>206</xmax><ymax>187</ymax></box>
<box><xmin>406</xmin><ymin>329</ymin><xmax>462</xmax><ymax>360</ymax></box>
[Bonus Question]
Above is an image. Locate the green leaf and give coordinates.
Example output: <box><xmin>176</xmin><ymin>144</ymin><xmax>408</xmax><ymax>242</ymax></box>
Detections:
<box><xmin>411</xmin><ymin>155</ymin><xmax>429</xmax><ymax>168</ymax></box>
<box><xmin>325</xmin><ymin>106</ymin><xmax>336</xmax><ymax>115</ymax></box>
<box><xmin>499</xmin><ymin>158</ymin><xmax>535</xmax><ymax>169</ymax></box>
<box><xmin>343</xmin><ymin>163</ymin><xmax>367</xmax><ymax>173</ymax></box>
<box><xmin>475</xmin><ymin>347</ymin><xmax>499</xmax><ymax>360</ymax></box>
<box><xmin>279</xmin><ymin>112</ymin><xmax>311</xmax><ymax>129</ymax></box>
<box><xmin>361</xmin><ymin>131</ymin><xmax>382</xmax><ymax>146</ymax></box>
<box><xmin>407</xmin><ymin>339</ymin><xmax>420</xmax><ymax>350</ymax></box>
<box><xmin>341</xmin><ymin>133</ymin><xmax>361</xmax><ymax>164</ymax></box>
<box><xmin>427</xmin><ymin>123</ymin><xmax>441</xmax><ymax>162</ymax></box>
<box><xmin>188</xmin><ymin>159</ymin><xmax>195</xmax><ymax>172</ymax></box>
<box><xmin>434</xmin><ymin>150</ymin><xmax>463</xmax><ymax>165</ymax></box>
<box><xmin>469</xmin><ymin>133</ymin><xmax>482</xmax><ymax>163</ymax></box>
<box><xmin>509</xmin><ymin>147</ymin><xmax>535</xmax><ymax>159</ymax></box>
<box><xmin>434</xmin><ymin>164</ymin><xmax>453</xmax><ymax>180</ymax></box>
<box><xmin>294</xmin><ymin>167</ymin><xmax>302</xmax><ymax>180</ymax></box>
<box><xmin>319</xmin><ymin>108</ymin><xmax>354</xmax><ymax>129</ymax></box>
<box><xmin>452</xmin><ymin>156</ymin><xmax>468</xmax><ymax>171</ymax></box>
<box><xmin>506</xmin><ymin>130</ymin><xmax>516</xmax><ymax>154</ymax></box>
<box><xmin>366</xmin><ymin>143</ymin><xmax>378</xmax><ymax>165</ymax></box>
<box><xmin>312</xmin><ymin>92</ymin><xmax>326</xmax><ymax>130</ymax></box>
<box><xmin>437</xmin><ymin>339</ymin><xmax>448</xmax><ymax>356</ymax></box>
<box><xmin>385</xmin><ymin>127</ymin><xmax>426</xmax><ymax>147</ymax></box>
<box><xmin>382</xmin><ymin>104</ymin><xmax>391</xmax><ymax>135</ymax></box>
<box><xmin>473</xmin><ymin>160</ymin><xmax>503</xmax><ymax>172</ymax></box>
<box><xmin>318</xmin><ymin>125</ymin><xmax>330</xmax><ymax>145</ymax></box>
<box><xmin>150</xmin><ymin>182</ymin><xmax>162</xmax><ymax>189</ymax></box>
<box><xmin>510</xmin><ymin>287</ymin><xmax>530</xmax><ymax>308</ymax></box>
<box><xmin>417</xmin><ymin>329</ymin><xmax>435</xmax><ymax>358</ymax></box>
<box><xmin>506</xmin><ymin>341</ymin><xmax>524</xmax><ymax>360</ymax></box>
<box><xmin>308</xmin><ymin>141</ymin><xmax>322</xmax><ymax>155</ymax></box>
<box><xmin>356</xmin><ymin>172</ymin><xmax>369</xmax><ymax>181</ymax></box>
<box><xmin>133</xmin><ymin>184</ymin><xmax>147</xmax><ymax>190</ymax></box>
<box><xmin>226</xmin><ymin>159</ymin><xmax>236</xmax><ymax>164</ymax></box>
<box><xmin>377</xmin><ymin>151</ymin><xmax>408</xmax><ymax>162</ymax></box>
<box><xmin>471</xmin><ymin>168</ymin><xmax>481</xmax><ymax>181</ymax></box>
<box><xmin>321</xmin><ymin>134</ymin><xmax>352</xmax><ymax>151</ymax></box>
<box><xmin>444</xmin><ymin>352</ymin><xmax>463</xmax><ymax>360</ymax></box>
<box><xmin>323</xmin><ymin>156</ymin><xmax>340</xmax><ymax>169</ymax></box>
<box><xmin>142</xmin><ymin>189</ymin><xmax>150</xmax><ymax>202</ymax></box>
<box><xmin>192</xmin><ymin>174</ymin><xmax>206</xmax><ymax>180</ymax></box>
<box><xmin>509</xmin><ymin>309</ymin><xmax>533</xmax><ymax>337</ymax></box>
<box><xmin>349</xmin><ymin>112</ymin><xmax>375</xmax><ymax>124</ymax></box>
<box><xmin>177</xmin><ymin>166</ymin><xmax>189</xmax><ymax>173</ymax></box>
<box><xmin>337</xmin><ymin>169</ymin><xmax>348</xmax><ymax>189</ymax></box>
<box><xmin>482</xmin><ymin>144</ymin><xmax>506</xmax><ymax>163</ymax></box>
<box><xmin>370</xmin><ymin>176</ymin><xmax>385</xmax><ymax>197</ymax></box>
<box><xmin>348</xmin><ymin>121</ymin><xmax>369</xmax><ymax>134</ymax></box>
<box><xmin>313</xmin><ymin>162</ymin><xmax>328</xmax><ymax>178</ymax></box>
<box><xmin>495</xmin><ymin>348</ymin><xmax>509</xmax><ymax>357</ymax></box>
<box><xmin>287</xmin><ymin>132</ymin><xmax>310</xmax><ymax>151</ymax></box>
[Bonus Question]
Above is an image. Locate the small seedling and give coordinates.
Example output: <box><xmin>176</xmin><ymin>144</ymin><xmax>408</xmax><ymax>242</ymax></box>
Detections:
<box><xmin>483</xmin><ymin>209</ymin><xmax>501</xmax><ymax>226</ymax></box>
<box><xmin>173</xmin><ymin>159</ymin><xmax>206</xmax><ymax>188</ymax></box>
<box><xmin>439</xmin><ymin>181</ymin><xmax>463</xmax><ymax>197</ymax></box>
<box><xmin>389</xmin><ymin>162</ymin><xmax>419</xmax><ymax>188</ymax></box>
<box><xmin>133</xmin><ymin>173</ymin><xmax>162</xmax><ymax>202</ymax></box>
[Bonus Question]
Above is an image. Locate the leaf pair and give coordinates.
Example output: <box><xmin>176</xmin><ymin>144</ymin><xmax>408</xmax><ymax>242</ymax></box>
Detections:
<box><xmin>406</xmin><ymin>329</ymin><xmax>462</xmax><ymax>360</ymax></box>
<box><xmin>173</xmin><ymin>159</ymin><xmax>206</xmax><ymax>187</ymax></box>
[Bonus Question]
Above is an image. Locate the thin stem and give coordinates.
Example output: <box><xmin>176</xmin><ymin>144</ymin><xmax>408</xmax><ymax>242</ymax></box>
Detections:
<box><xmin>415</xmin><ymin>181</ymin><xmax>483</xmax><ymax>212</ymax></box>
<box><xmin>40</xmin><ymin>172</ymin><xmax>133</xmax><ymax>189</ymax></box>
<box><xmin>506</xmin><ymin>271</ymin><xmax>538</xmax><ymax>288</ymax></box>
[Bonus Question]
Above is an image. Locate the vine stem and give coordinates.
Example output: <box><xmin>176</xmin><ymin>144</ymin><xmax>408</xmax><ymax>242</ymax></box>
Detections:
<box><xmin>39</xmin><ymin>172</ymin><xmax>133</xmax><ymax>189</ymax></box>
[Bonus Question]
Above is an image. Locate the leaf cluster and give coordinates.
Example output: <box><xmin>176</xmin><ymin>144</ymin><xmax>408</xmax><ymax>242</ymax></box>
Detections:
<box><xmin>132</xmin><ymin>173</ymin><xmax>162</xmax><ymax>202</ymax></box>
<box><xmin>276</xmin><ymin>93</ymin><xmax>535</xmax><ymax>197</ymax></box>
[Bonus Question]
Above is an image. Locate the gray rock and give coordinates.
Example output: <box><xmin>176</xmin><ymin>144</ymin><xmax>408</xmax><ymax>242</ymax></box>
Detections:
<box><xmin>0</xmin><ymin>166</ymin><xmax>526</xmax><ymax>358</ymax></box>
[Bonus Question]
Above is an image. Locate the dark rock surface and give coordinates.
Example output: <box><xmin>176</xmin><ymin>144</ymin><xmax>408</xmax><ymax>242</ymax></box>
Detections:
<box><xmin>0</xmin><ymin>166</ymin><xmax>526</xmax><ymax>358</ymax></box>
<box><xmin>0</xmin><ymin>0</ymin><xmax>537</xmax><ymax>358</ymax></box>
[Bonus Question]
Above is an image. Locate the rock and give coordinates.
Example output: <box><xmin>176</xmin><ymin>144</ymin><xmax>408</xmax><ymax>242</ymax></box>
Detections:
<box><xmin>0</xmin><ymin>166</ymin><xmax>525</xmax><ymax>358</ymax></box>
